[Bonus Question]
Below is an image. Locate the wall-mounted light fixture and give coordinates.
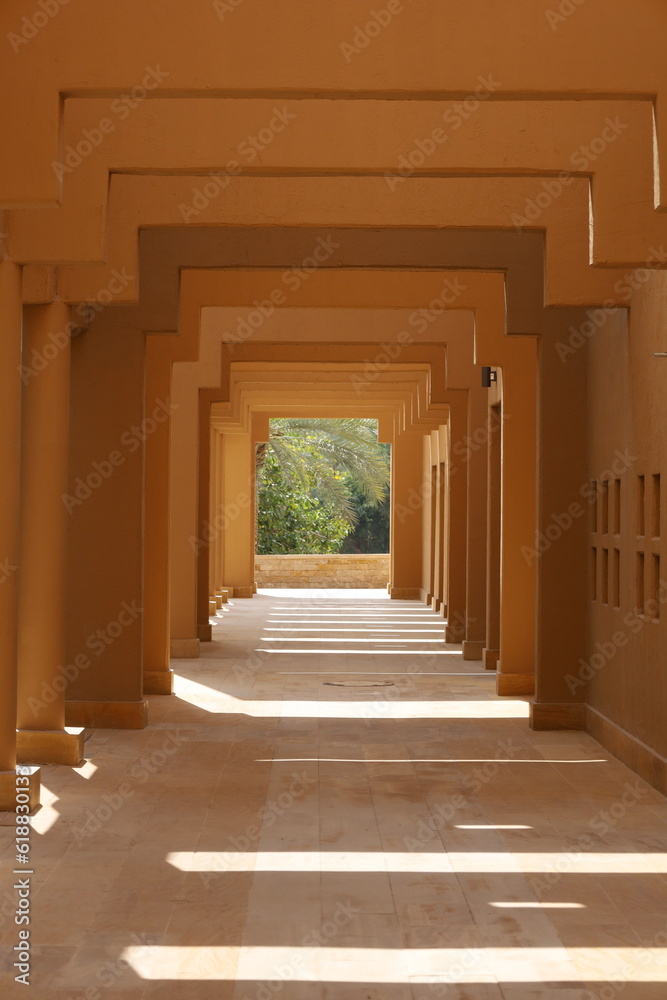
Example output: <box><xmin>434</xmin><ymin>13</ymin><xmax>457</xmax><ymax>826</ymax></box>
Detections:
<box><xmin>481</xmin><ymin>366</ymin><xmax>497</xmax><ymax>388</ymax></box>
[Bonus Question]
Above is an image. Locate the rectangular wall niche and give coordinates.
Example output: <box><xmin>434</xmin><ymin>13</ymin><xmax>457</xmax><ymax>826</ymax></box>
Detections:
<box><xmin>635</xmin><ymin>472</ymin><xmax>662</xmax><ymax>620</ymax></box>
<box><xmin>591</xmin><ymin>477</ymin><xmax>621</xmax><ymax>609</ymax></box>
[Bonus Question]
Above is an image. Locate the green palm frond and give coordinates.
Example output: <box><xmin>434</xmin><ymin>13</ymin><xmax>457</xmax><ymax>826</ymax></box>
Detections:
<box><xmin>257</xmin><ymin>417</ymin><xmax>390</xmax><ymax>526</ymax></box>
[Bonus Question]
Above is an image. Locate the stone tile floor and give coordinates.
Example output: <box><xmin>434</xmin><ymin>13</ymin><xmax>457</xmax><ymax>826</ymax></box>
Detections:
<box><xmin>1</xmin><ymin>588</ymin><xmax>667</xmax><ymax>998</ymax></box>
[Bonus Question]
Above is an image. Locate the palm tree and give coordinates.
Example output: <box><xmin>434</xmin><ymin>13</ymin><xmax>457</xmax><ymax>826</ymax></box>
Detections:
<box><xmin>256</xmin><ymin>417</ymin><xmax>390</xmax><ymax>526</ymax></box>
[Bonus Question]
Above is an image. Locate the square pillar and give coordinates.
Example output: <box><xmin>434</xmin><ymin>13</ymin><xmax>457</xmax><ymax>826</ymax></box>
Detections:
<box><xmin>530</xmin><ymin>311</ymin><xmax>589</xmax><ymax>729</ymax></box>
<box><xmin>0</xmin><ymin>261</ymin><xmax>41</xmax><ymax>807</ymax></box>
<box><xmin>462</xmin><ymin>385</ymin><xmax>488</xmax><ymax>660</ymax></box>
<box><xmin>483</xmin><ymin>401</ymin><xmax>502</xmax><ymax>671</ymax></box>
<box><xmin>143</xmin><ymin>342</ymin><xmax>174</xmax><ymax>694</ymax></box>
<box><xmin>196</xmin><ymin>402</ymin><xmax>213</xmax><ymax>641</ymax></box>
<box><xmin>497</xmin><ymin>349</ymin><xmax>538</xmax><ymax>697</ymax></box>
<box><xmin>445</xmin><ymin>400</ymin><xmax>468</xmax><ymax>641</ymax></box>
<box><xmin>220</xmin><ymin>431</ymin><xmax>256</xmax><ymax>597</ymax></box>
<box><xmin>64</xmin><ymin>309</ymin><xmax>147</xmax><ymax>727</ymax></box>
<box><xmin>169</xmin><ymin>358</ymin><xmax>200</xmax><ymax>653</ymax></box>
<box><xmin>390</xmin><ymin>429</ymin><xmax>426</xmax><ymax>599</ymax></box>
<box><xmin>16</xmin><ymin>302</ymin><xmax>85</xmax><ymax>764</ymax></box>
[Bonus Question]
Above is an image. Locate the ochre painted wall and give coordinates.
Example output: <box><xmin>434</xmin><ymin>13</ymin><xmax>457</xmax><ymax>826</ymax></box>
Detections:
<box><xmin>587</xmin><ymin>274</ymin><xmax>667</xmax><ymax>763</ymax></box>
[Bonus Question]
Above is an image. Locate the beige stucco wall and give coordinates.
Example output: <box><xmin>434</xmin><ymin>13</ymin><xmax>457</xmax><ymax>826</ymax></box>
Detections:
<box><xmin>255</xmin><ymin>553</ymin><xmax>390</xmax><ymax>589</ymax></box>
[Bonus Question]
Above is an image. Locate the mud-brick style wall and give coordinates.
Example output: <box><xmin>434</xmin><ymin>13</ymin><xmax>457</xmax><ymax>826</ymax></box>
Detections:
<box><xmin>254</xmin><ymin>554</ymin><xmax>390</xmax><ymax>589</ymax></box>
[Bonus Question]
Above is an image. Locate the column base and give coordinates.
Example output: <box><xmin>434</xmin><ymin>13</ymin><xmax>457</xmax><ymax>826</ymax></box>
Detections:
<box><xmin>496</xmin><ymin>672</ymin><xmax>535</xmax><ymax>697</ymax></box>
<box><xmin>143</xmin><ymin>669</ymin><xmax>174</xmax><ymax>695</ymax></box>
<box><xmin>16</xmin><ymin>728</ymin><xmax>85</xmax><ymax>766</ymax></box>
<box><xmin>0</xmin><ymin>767</ymin><xmax>40</xmax><ymax>812</ymax></box>
<box><xmin>65</xmin><ymin>700</ymin><xmax>148</xmax><ymax>730</ymax></box>
<box><xmin>439</xmin><ymin>604</ymin><xmax>448</xmax><ymax>619</ymax></box>
<box><xmin>232</xmin><ymin>587</ymin><xmax>255</xmax><ymax>599</ymax></box>
<box><xmin>170</xmin><ymin>638</ymin><xmax>200</xmax><ymax>658</ymax></box>
<box><xmin>530</xmin><ymin>702</ymin><xmax>585</xmax><ymax>731</ymax></box>
<box><xmin>197</xmin><ymin>624</ymin><xmax>213</xmax><ymax>642</ymax></box>
<box><xmin>390</xmin><ymin>587</ymin><xmax>422</xmax><ymax>600</ymax></box>
<box><xmin>483</xmin><ymin>648</ymin><xmax>499</xmax><ymax>671</ymax></box>
<box><xmin>462</xmin><ymin>640</ymin><xmax>484</xmax><ymax>661</ymax></box>
<box><xmin>430</xmin><ymin>597</ymin><xmax>441</xmax><ymax>613</ymax></box>
<box><xmin>208</xmin><ymin>599</ymin><xmax>217</xmax><ymax>615</ymax></box>
<box><xmin>216</xmin><ymin>590</ymin><xmax>229</xmax><ymax>604</ymax></box>
<box><xmin>214</xmin><ymin>595</ymin><xmax>223</xmax><ymax>610</ymax></box>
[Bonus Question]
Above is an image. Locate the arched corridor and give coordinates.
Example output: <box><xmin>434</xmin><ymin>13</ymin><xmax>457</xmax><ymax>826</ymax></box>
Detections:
<box><xmin>2</xmin><ymin>1</ymin><xmax>667</xmax><ymax>994</ymax></box>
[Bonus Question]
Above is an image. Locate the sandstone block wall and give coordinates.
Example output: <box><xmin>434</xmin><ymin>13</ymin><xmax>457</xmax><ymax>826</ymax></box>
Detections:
<box><xmin>254</xmin><ymin>553</ymin><xmax>390</xmax><ymax>589</ymax></box>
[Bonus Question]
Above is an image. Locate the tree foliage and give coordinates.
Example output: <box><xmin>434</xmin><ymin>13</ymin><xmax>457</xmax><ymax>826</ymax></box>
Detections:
<box><xmin>256</xmin><ymin>418</ymin><xmax>390</xmax><ymax>554</ymax></box>
<box><xmin>256</xmin><ymin>452</ymin><xmax>350</xmax><ymax>554</ymax></box>
<box><xmin>340</xmin><ymin>477</ymin><xmax>390</xmax><ymax>553</ymax></box>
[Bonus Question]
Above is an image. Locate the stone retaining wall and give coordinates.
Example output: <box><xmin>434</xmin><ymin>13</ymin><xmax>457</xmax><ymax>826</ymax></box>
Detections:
<box><xmin>254</xmin><ymin>553</ymin><xmax>390</xmax><ymax>589</ymax></box>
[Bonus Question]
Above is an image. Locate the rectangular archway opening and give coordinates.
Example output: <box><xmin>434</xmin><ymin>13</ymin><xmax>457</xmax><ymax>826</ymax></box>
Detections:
<box><xmin>255</xmin><ymin>417</ymin><xmax>390</xmax><ymax>590</ymax></box>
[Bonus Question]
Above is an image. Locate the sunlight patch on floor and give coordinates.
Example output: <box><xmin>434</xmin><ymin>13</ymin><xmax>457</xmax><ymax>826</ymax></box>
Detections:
<box><xmin>122</xmin><ymin>944</ymin><xmax>667</xmax><ymax>983</ymax></box>
<box><xmin>166</xmin><ymin>850</ymin><xmax>667</xmax><ymax>874</ymax></box>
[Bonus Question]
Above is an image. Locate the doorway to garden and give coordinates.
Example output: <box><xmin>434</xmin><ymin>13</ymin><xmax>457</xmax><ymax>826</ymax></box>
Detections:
<box><xmin>255</xmin><ymin>417</ymin><xmax>391</xmax><ymax>590</ymax></box>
